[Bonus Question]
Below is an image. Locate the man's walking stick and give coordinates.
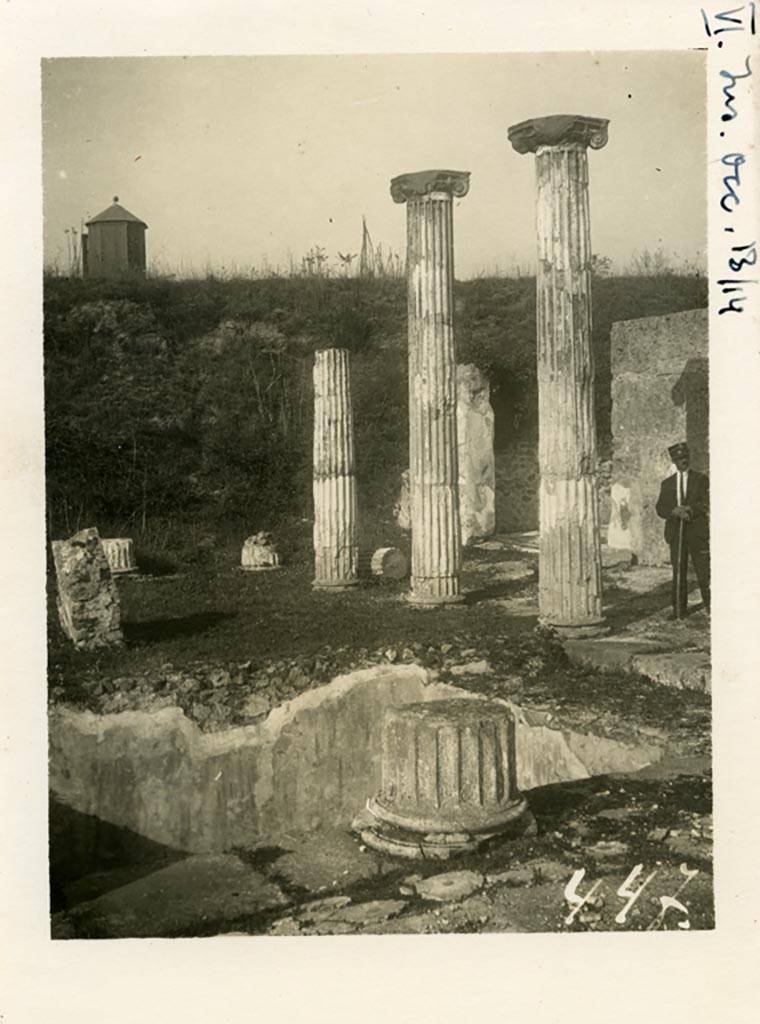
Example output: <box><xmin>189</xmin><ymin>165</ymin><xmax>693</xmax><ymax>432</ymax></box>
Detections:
<box><xmin>675</xmin><ymin>515</ymin><xmax>685</xmax><ymax>618</ymax></box>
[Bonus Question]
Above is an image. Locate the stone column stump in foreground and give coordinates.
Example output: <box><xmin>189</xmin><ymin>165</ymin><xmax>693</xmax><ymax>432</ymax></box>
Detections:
<box><xmin>51</xmin><ymin>527</ymin><xmax>123</xmax><ymax>650</ymax></box>
<box><xmin>312</xmin><ymin>347</ymin><xmax>359</xmax><ymax>590</ymax></box>
<box><xmin>101</xmin><ymin>537</ymin><xmax>137</xmax><ymax>575</ymax></box>
<box><xmin>361</xmin><ymin>699</ymin><xmax>531</xmax><ymax>859</ymax></box>
<box><xmin>508</xmin><ymin>115</ymin><xmax>609</xmax><ymax>636</ymax></box>
<box><xmin>391</xmin><ymin>169</ymin><xmax>470</xmax><ymax>605</ymax></box>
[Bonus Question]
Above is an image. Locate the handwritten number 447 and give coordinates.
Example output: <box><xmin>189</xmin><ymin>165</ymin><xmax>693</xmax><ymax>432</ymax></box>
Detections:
<box><xmin>564</xmin><ymin>863</ymin><xmax>699</xmax><ymax>928</ymax></box>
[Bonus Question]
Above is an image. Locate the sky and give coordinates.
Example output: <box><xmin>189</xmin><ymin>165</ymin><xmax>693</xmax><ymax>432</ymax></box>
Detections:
<box><xmin>41</xmin><ymin>51</ymin><xmax>706</xmax><ymax>278</ymax></box>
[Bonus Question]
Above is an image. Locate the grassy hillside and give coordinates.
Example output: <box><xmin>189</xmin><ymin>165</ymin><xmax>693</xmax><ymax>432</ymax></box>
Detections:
<box><xmin>44</xmin><ymin>271</ymin><xmax>706</xmax><ymax>565</ymax></box>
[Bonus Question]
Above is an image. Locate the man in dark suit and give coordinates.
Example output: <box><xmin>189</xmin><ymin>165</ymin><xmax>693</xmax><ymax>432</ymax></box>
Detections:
<box><xmin>655</xmin><ymin>441</ymin><xmax>710</xmax><ymax>619</ymax></box>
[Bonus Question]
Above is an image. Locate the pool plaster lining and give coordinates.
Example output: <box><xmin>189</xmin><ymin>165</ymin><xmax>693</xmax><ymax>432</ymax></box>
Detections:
<box><xmin>49</xmin><ymin>663</ymin><xmax>666</xmax><ymax>855</ymax></box>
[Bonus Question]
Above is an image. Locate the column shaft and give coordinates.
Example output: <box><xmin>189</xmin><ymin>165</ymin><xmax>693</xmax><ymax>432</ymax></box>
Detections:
<box><xmin>312</xmin><ymin>348</ymin><xmax>358</xmax><ymax>589</ymax></box>
<box><xmin>407</xmin><ymin>194</ymin><xmax>461</xmax><ymax>602</ymax></box>
<box><xmin>535</xmin><ymin>143</ymin><xmax>603</xmax><ymax>627</ymax></box>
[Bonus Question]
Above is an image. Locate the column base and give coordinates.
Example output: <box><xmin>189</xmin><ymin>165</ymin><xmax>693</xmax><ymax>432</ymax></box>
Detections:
<box><xmin>356</xmin><ymin>805</ymin><xmax>536</xmax><ymax>861</ymax></box>
<box><xmin>539</xmin><ymin>617</ymin><xmax>610</xmax><ymax>638</ymax></box>
<box><xmin>312</xmin><ymin>578</ymin><xmax>359</xmax><ymax>592</ymax></box>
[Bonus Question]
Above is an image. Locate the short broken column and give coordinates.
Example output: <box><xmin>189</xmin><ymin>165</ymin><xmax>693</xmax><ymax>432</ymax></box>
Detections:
<box><xmin>312</xmin><ymin>347</ymin><xmax>358</xmax><ymax>590</ymax></box>
<box><xmin>101</xmin><ymin>537</ymin><xmax>137</xmax><ymax>575</ymax></box>
<box><xmin>508</xmin><ymin>115</ymin><xmax>609</xmax><ymax>636</ymax></box>
<box><xmin>241</xmin><ymin>531</ymin><xmax>281</xmax><ymax>571</ymax></box>
<box><xmin>51</xmin><ymin>527</ymin><xmax>123</xmax><ymax>649</ymax></box>
<box><xmin>362</xmin><ymin>699</ymin><xmax>530</xmax><ymax>859</ymax></box>
<box><xmin>370</xmin><ymin>546</ymin><xmax>409</xmax><ymax>580</ymax></box>
<box><xmin>391</xmin><ymin>169</ymin><xmax>470</xmax><ymax>605</ymax></box>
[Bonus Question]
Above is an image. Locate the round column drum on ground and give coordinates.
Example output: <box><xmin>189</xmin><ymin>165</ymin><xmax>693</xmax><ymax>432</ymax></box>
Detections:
<box><xmin>362</xmin><ymin>699</ymin><xmax>531</xmax><ymax>859</ymax></box>
<box><xmin>101</xmin><ymin>538</ymin><xmax>137</xmax><ymax>575</ymax></box>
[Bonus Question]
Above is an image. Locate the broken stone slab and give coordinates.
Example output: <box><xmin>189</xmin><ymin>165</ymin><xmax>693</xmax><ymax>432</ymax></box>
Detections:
<box><xmin>488</xmin><ymin>561</ymin><xmax>536</xmax><ymax>582</ymax></box>
<box><xmin>587</xmin><ymin>839</ymin><xmax>629</xmax><ymax>861</ymax></box>
<box><xmin>485</xmin><ymin>866</ymin><xmax>534</xmax><ymax>887</ymax></box>
<box><xmin>504</xmin><ymin>531</ymin><xmax>539</xmax><ymax>554</ymax></box>
<box><xmin>414</xmin><ymin>870</ymin><xmax>485</xmax><ymax>902</ymax></box>
<box><xmin>630</xmin><ymin>652</ymin><xmax>711</xmax><ymax>693</ymax></box>
<box><xmin>241</xmin><ymin>531</ymin><xmax>281</xmax><ymax>571</ymax></box>
<box><xmin>473</xmin><ymin>539</ymin><xmax>506</xmax><ymax>552</ymax></box>
<box><xmin>51</xmin><ymin>527</ymin><xmax>123</xmax><ymax>650</ymax></box>
<box><xmin>300</xmin><ymin>899</ymin><xmax>407</xmax><ymax>927</ymax></box>
<box><xmin>55</xmin><ymin>854</ymin><xmax>288</xmax><ymax>939</ymax></box>
<box><xmin>528</xmin><ymin>860</ymin><xmax>571</xmax><ymax>884</ymax></box>
<box><xmin>602</xmin><ymin>546</ymin><xmax>633</xmax><ymax>568</ymax></box>
<box><xmin>447</xmin><ymin>659</ymin><xmax>492</xmax><ymax>677</ymax></box>
<box><xmin>270</xmin><ymin>830</ymin><xmax>387</xmax><ymax>892</ymax></box>
<box><xmin>298</xmin><ymin>895</ymin><xmax>352</xmax><ymax>917</ymax></box>
<box><xmin>564</xmin><ymin>637</ymin><xmax>667</xmax><ymax>673</ymax></box>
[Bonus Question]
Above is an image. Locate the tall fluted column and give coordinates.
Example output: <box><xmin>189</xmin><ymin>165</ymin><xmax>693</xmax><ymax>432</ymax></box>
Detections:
<box><xmin>508</xmin><ymin>115</ymin><xmax>609</xmax><ymax>636</ymax></box>
<box><xmin>312</xmin><ymin>348</ymin><xmax>358</xmax><ymax>590</ymax></box>
<box><xmin>391</xmin><ymin>169</ymin><xmax>470</xmax><ymax>605</ymax></box>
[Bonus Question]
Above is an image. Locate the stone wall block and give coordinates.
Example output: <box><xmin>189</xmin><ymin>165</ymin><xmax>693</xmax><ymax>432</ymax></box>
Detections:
<box><xmin>51</xmin><ymin>527</ymin><xmax>123</xmax><ymax>649</ymax></box>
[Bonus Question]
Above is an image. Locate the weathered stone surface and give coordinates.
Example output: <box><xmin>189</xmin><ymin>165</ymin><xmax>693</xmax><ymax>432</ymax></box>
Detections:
<box><xmin>56</xmin><ymin>854</ymin><xmax>288</xmax><ymax>938</ymax></box>
<box><xmin>630</xmin><ymin>651</ymin><xmax>711</xmax><ymax>693</ymax></box>
<box><xmin>414</xmin><ymin>870</ymin><xmax>484</xmax><ymax>902</ymax></box>
<box><xmin>312</xmin><ymin>348</ymin><xmax>358</xmax><ymax>589</ymax></box>
<box><xmin>508</xmin><ymin>115</ymin><xmax>608</xmax><ymax>633</ymax></box>
<box><xmin>457</xmin><ymin>364</ymin><xmax>495</xmax><ymax>545</ymax></box>
<box><xmin>51</xmin><ymin>527</ymin><xmax>123</xmax><ymax>650</ymax></box>
<box><xmin>393</xmin><ymin>169</ymin><xmax>469</xmax><ymax>605</ymax></box>
<box><xmin>370</xmin><ymin>546</ymin><xmax>409</xmax><ymax>580</ymax></box>
<box><xmin>241</xmin><ymin>531</ymin><xmax>280</xmax><ymax>571</ymax></box>
<box><xmin>609</xmin><ymin>310</ymin><xmax>708</xmax><ymax>565</ymax></box>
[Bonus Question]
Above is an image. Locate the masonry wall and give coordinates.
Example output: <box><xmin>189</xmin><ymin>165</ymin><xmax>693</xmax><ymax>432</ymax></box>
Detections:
<box><xmin>608</xmin><ymin>308</ymin><xmax>708</xmax><ymax>565</ymax></box>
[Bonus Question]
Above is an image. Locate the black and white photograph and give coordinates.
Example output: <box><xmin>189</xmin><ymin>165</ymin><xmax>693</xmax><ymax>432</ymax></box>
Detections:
<box><xmin>2</xmin><ymin>0</ymin><xmax>758</xmax><ymax>1020</ymax></box>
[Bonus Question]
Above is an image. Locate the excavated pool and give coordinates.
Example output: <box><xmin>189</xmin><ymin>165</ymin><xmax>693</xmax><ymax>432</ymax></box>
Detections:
<box><xmin>49</xmin><ymin>663</ymin><xmax>665</xmax><ymax>855</ymax></box>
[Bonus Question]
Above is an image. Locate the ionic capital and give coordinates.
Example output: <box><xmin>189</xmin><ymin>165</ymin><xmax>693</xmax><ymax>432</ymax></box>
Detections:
<box><xmin>507</xmin><ymin>115</ymin><xmax>609</xmax><ymax>155</ymax></box>
<box><xmin>390</xmin><ymin>169</ymin><xmax>470</xmax><ymax>204</ymax></box>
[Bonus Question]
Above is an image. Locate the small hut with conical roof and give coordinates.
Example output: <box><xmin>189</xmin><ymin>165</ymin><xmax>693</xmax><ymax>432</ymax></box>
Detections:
<box><xmin>82</xmin><ymin>197</ymin><xmax>147</xmax><ymax>279</ymax></box>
